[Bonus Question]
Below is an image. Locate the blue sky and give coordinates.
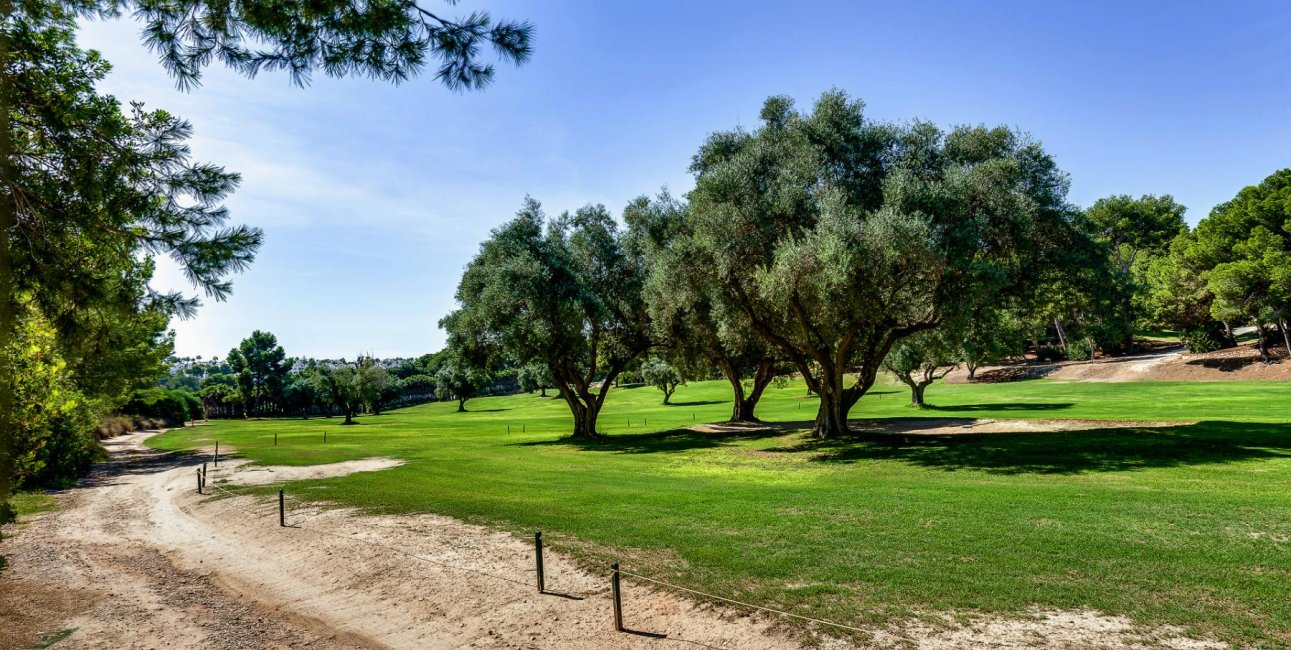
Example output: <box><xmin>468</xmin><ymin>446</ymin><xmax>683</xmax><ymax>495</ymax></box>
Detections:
<box><xmin>77</xmin><ymin>1</ymin><xmax>1290</xmax><ymax>359</ymax></box>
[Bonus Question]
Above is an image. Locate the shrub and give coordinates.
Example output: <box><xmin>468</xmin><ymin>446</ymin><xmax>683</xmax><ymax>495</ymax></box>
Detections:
<box><xmin>1035</xmin><ymin>346</ymin><xmax>1066</xmax><ymax>363</ymax></box>
<box><xmin>96</xmin><ymin>415</ymin><xmax>134</xmax><ymax>439</ymax></box>
<box><xmin>6</xmin><ymin>298</ymin><xmax>103</xmax><ymax>489</ymax></box>
<box><xmin>122</xmin><ymin>388</ymin><xmax>191</xmax><ymax>427</ymax></box>
<box><xmin>31</xmin><ymin>405</ymin><xmax>102</xmax><ymax>487</ymax></box>
<box><xmin>178</xmin><ymin>391</ymin><xmax>204</xmax><ymax>421</ymax></box>
<box><xmin>1181</xmin><ymin>329</ymin><xmax>1223</xmax><ymax>353</ymax></box>
<box><xmin>1067</xmin><ymin>339</ymin><xmax>1095</xmax><ymax>361</ymax></box>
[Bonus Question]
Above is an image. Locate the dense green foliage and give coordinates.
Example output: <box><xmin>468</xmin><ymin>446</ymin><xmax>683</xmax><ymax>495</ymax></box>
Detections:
<box><xmin>0</xmin><ymin>6</ymin><xmax>258</xmax><ymax>548</ymax></box>
<box><xmin>433</xmin><ymin>358</ymin><xmax>489</xmax><ymax>412</ymax></box>
<box><xmin>441</xmin><ymin>198</ymin><xmax>652</xmax><ymax>438</ymax></box>
<box><xmin>630</xmin><ymin>191</ymin><xmax>782</xmax><ymax>422</ymax></box>
<box><xmin>881</xmin><ymin>329</ymin><xmax>961</xmax><ymax>407</ymax></box>
<box><xmin>152</xmin><ymin>377</ymin><xmax>1291</xmax><ymax>646</ymax></box>
<box><xmin>227</xmin><ymin>330</ymin><xmax>290</xmax><ymax>416</ymax></box>
<box><xmin>122</xmin><ymin>387</ymin><xmax>201</xmax><ymax>426</ymax></box>
<box><xmin>3</xmin><ymin>299</ymin><xmax>99</xmax><ymax>489</ymax></box>
<box><xmin>685</xmin><ymin>91</ymin><xmax>1077</xmax><ymax>437</ymax></box>
<box><xmin>0</xmin><ymin>0</ymin><xmax>536</xmax><ymax>564</ymax></box>
<box><xmin>1082</xmin><ymin>195</ymin><xmax>1188</xmax><ymax>352</ymax></box>
<box><xmin>1141</xmin><ymin>170</ymin><xmax>1290</xmax><ymax>359</ymax></box>
<box><xmin>639</xmin><ymin>357</ymin><xmax>685</xmax><ymax>404</ymax></box>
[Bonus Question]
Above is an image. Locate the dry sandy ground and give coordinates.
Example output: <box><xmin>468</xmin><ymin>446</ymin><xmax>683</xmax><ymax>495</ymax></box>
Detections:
<box><xmin>947</xmin><ymin>343</ymin><xmax>1291</xmax><ymax>384</ymax></box>
<box><xmin>0</xmin><ymin>430</ymin><xmax>1226</xmax><ymax>649</ymax></box>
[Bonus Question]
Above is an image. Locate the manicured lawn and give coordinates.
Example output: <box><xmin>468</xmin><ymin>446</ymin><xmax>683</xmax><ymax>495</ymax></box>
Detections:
<box><xmin>150</xmin><ymin>378</ymin><xmax>1291</xmax><ymax>646</ymax></box>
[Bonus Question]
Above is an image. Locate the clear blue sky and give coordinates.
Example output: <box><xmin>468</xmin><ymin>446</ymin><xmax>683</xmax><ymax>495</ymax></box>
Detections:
<box><xmin>77</xmin><ymin>1</ymin><xmax>1290</xmax><ymax>359</ymax></box>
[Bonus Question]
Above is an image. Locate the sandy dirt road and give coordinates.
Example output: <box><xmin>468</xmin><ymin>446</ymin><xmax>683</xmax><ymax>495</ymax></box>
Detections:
<box><xmin>0</xmin><ymin>430</ymin><xmax>818</xmax><ymax>649</ymax></box>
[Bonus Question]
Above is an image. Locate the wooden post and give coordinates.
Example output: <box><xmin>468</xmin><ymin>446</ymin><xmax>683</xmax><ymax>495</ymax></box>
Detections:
<box><xmin>279</xmin><ymin>490</ymin><xmax>285</xmax><ymax>527</ymax></box>
<box><xmin>611</xmin><ymin>562</ymin><xmax>623</xmax><ymax>631</ymax></box>
<box><xmin>213</xmin><ymin>441</ymin><xmax>219</xmax><ymax>467</ymax></box>
<box><xmin>534</xmin><ymin>531</ymin><xmax>545</xmax><ymax>593</ymax></box>
<box><xmin>323</xmin><ymin>429</ymin><xmax>327</xmax><ymax>444</ymax></box>
<box><xmin>523</xmin><ymin>423</ymin><xmax>526</xmax><ymax>433</ymax></box>
<box><xmin>202</xmin><ymin>462</ymin><xmax>208</xmax><ymax>487</ymax></box>
<box><xmin>196</xmin><ymin>468</ymin><xmax>203</xmax><ymax>494</ymax></box>
<box><xmin>274</xmin><ymin>432</ymin><xmax>278</xmax><ymax>446</ymax></box>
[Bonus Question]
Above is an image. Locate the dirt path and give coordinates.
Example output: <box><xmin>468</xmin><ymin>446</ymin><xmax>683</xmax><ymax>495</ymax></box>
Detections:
<box><xmin>0</xmin><ymin>431</ymin><xmax>814</xmax><ymax>649</ymax></box>
<box><xmin>1</xmin><ymin>430</ymin><xmax>1226</xmax><ymax>649</ymax></box>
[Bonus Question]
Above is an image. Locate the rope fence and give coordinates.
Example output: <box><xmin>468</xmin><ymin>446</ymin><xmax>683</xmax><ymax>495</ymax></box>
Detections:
<box><xmin>192</xmin><ymin>449</ymin><xmax>872</xmax><ymax>641</ymax></box>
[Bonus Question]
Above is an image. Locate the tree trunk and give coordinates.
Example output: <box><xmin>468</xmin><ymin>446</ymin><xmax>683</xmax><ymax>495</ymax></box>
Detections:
<box><xmin>719</xmin><ymin>359</ymin><xmax>749</xmax><ymax>423</ymax></box>
<box><xmin>662</xmin><ymin>386</ymin><xmax>673</xmax><ymax>405</ymax></box>
<box><xmin>1280</xmin><ymin>318</ymin><xmax>1291</xmax><ymax>357</ymax></box>
<box><xmin>1256</xmin><ymin>324</ymin><xmax>1270</xmax><ymax>362</ymax></box>
<box><xmin>539</xmin><ymin>386</ymin><xmax>547</xmax><ymax>397</ymax></box>
<box><xmin>729</xmin><ymin>398</ymin><xmax>757</xmax><ymax>422</ymax></box>
<box><xmin>720</xmin><ymin>359</ymin><xmax>775</xmax><ymax>423</ymax></box>
<box><xmin>343</xmin><ymin>410</ymin><xmax>353</xmax><ymax>425</ymax></box>
<box><xmin>966</xmin><ymin>361</ymin><xmax>978</xmax><ymax>381</ymax></box>
<box><xmin>1053</xmin><ymin>317</ymin><xmax>1069</xmax><ymax>352</ymax></box>
<box><xmin>811</xmin><ymin>372</ymin><xmax>859</xmax><ymax>439</ymax></box>
<box><xmin>568</xmin><ymin>399</ymin><xmax>602</xmax><ymax>439</ymax></box>
<box><xmin>1122</xmin><ymin>295</ymin><xmax>1135</xmax><ymax>354</ymax></box>
<box><xmin>456</xmin><ymin>398</ymin><xmax>466</xmax><ymax>412</ymax></box>
<box><xmin>911</xmin><ymin>383</ymin><xmax>928</xmax><ymax>408</ymax></box>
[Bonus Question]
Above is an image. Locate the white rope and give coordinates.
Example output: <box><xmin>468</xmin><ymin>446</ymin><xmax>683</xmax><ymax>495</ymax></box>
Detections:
<box><xmin>618</xmin><ymin>570</ymin><xmax>872</xmax><ymax>635</ymax></box>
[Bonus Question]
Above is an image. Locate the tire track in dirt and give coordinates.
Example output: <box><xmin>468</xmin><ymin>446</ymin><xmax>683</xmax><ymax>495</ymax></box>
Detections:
<box><xmin>0</xmin><ymin>431</ymin><xmax>808</xmax><ymax>649</ymax></box>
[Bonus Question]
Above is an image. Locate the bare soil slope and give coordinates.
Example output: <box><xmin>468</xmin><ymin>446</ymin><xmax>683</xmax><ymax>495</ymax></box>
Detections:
<box><xmin>948</xmin><ymin>343</ymin><xmax>1291</xmax><ymax>384</ymax></box>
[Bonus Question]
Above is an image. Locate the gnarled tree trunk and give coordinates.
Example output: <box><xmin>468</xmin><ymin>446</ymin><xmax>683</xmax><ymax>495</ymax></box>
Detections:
<box><xmin>720</xmin><ymin>358</ymin><xmax>776</xmax><ymax>423</ymax></box>
<box><xmin>553</xmin><ymin>363</ymin><xmax>622</xmax><ymax>440</ymax></box>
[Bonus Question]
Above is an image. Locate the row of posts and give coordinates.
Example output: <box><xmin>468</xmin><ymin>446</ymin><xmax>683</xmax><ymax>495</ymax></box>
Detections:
<box><xmin>195</xmin><ymin>475</ymin><xmax>630</xmax><ymax>631</ymax></box>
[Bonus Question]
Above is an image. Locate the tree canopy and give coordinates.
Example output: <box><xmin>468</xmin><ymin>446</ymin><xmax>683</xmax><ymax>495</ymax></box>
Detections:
<box><xmin>441</xmin><ymin>198</ymin><xmax>652</xmax><ymax>438</ymax></box>
<box><xmin>686</xmin><ymin>91</ymin><xmax>1077</xmax><ymax>437</ymax></box>
<box><xmin>1082</xmin><ymin>194</ymin><xmax>1187</xmax><ymax>351</ymax></box>
<box><xmin>630</xmin><ymin>191</ymin><xmax>782</xmax><ymax>422</ymax></box>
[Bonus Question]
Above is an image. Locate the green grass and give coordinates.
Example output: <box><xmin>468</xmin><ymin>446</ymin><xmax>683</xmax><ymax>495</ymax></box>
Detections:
<box><xmin>151</xmin><ymin>377</ymin><xmax>1291</xmax><ymax>646</ymax></box>
<box><xmin>28</xmin><ymin>629</ymin><xmax>74</xmax><ymax>650</ymax></box>
<box><xmin>1135</xmin><ymin>328</ymin><xmax>1183</xmax><ymax>343</ymax></box>
<box><xmin>10</xmin><ymin>492</ymin><xmax>57</xmax><ymax>520</ymax></box>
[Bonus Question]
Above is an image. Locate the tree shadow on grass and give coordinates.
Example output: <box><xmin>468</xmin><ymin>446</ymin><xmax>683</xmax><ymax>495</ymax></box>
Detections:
<box><xmin>666</xmin><ymin>400</ymin><xmax>726</xmax><ymax>407</ymax></box>
<box><xmin>512</xmin><ymin>425</ymin><xmax>789</xmax><ymax>454</ymax></box>
<box><xmin>924</xmin><ymin>402</ymin><xmax>1075</xmax><ymax>412</ymax></box>
<box><xmin>769</xmin><ymin>420</ymin><xmax>1291</xmax><ymax>474</ymax></box>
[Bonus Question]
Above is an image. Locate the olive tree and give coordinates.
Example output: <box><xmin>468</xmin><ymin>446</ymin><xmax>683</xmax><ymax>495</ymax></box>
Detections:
<box><xmin>516</xmin><ymin>362</ymin><xmax>554</xmax><ymax>397</ymax></box>
<box><xmin>883</xmin><ymin>329</ymin><xmax>961</xmax><ymax>407</ymax></box>
<box><xmin>441</xmin><ymin>199</ymin><xmax>652</xmax><ymax>438</ymax></box>
<box><xmin>640</xmin><ymin>357</ymin><xmax>685</xmax><ymax>404</ymax></box>
<box><xmin>688</xmin><ymin>91</ymin><xmax>1075</xmax><ymax>438</ymax></box>
<box><xmin>434</xmin><ymin>359</ymin><xmax>490</xmax><ymax>412</ymax></box>
<box><xmin>627</xmin><ymin>193</ymin><xmax>782</xmax><ymax>422</ymax></box>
